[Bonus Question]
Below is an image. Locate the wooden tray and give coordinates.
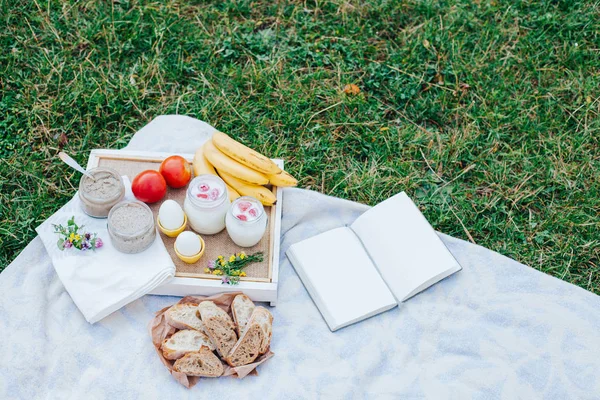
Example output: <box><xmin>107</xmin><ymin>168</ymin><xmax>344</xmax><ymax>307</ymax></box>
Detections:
<box><xmin>87</xmin><ymin>149</ymin><xmax>282</xmax><ymax>305</ymax></box>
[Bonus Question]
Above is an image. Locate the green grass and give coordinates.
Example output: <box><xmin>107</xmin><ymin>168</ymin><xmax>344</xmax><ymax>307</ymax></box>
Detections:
<box><xmin>1</xmin><ymin>0</ymin><xmax>599</xmax><ymax>292</ymax></box>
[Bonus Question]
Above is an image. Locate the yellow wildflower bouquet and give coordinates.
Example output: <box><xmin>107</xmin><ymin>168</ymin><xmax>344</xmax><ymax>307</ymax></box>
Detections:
<box><xmin>205</xmin><ymin>251</ymin><xmax>264</xmax><ymax>285</ymax></box>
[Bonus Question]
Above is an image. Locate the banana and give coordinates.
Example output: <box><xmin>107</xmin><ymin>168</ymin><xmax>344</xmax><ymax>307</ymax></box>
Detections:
<box><xmin>267</xmin><ymin>170</ymin><xmax>298</xmax><ymax>187</ymax></box>
<box><xmin>212</xmin><ymin>131</ymin><xmax>282</xmax><ymax>175</ymax></box>
<box><xmin>226</xmin><ymin>183</ymin><xmax>241</xmax><ymax>202</ymax></box>
<box><xmin>194</xmin><ymin>143</ymin><xmax>242</xmax><ymax>201</ymax></box>
<box><xmin>203</xmin><ymin>140</ymin><xmax>269</xmax><ymax>185</ymax></box>
<box><xmin>193</xmin><ymin>144</ymin><xmax>217</xmax><ymax>176</ymax></box>
<box><xmin>218</xmin><ymin>170</ymin><xmax>277</xmax><ymax>206</ymax></box>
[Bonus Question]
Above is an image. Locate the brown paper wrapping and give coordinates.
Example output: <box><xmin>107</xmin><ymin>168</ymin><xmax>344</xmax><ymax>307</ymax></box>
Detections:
<box><xmin>149</xmin><ymin>292</ymin><xmax>274</xmax><ymax>388</ymax></box>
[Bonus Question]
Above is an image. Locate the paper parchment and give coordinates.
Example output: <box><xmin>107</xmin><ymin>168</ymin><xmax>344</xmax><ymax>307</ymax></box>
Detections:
<box><xmin>149</xmin><ymin>292</ymin><xmax>274</xmax><ymax>388</ymax></box>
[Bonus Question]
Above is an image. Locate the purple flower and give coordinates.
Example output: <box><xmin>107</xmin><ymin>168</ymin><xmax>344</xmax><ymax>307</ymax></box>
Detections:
<box><xmin>208</xmin><ymin>260</ymin><xmax>216</xmax><ymax>269</ymax></box>
<box><xmin>81</xmin><ymin>241</ymin><xmax>90</xmax><ymax>250</ymax></box>
<box><xmin>221</xmin><ymin>276</ymin><xmax>229</xmax><ymax>284</ymax></box>
<box><xmin>85</xmin><ymin>233</ymin><xmax>91</xmax><ymax>240</ymax></box>
<box><xmin>95</xmin><ymin>238</ymin><xmax>103</xmax><ymax>248</ymax></box>
<box><xmin>64</xmin><ymin>240</ymin><xmax>73</xmax><ymax>249</ymax></box>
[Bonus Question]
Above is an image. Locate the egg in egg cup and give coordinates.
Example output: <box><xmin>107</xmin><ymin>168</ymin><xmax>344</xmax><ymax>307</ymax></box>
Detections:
<box><xmin>157</xmin><ymin>214</ymin><xmax>188</xmax><ymax>238</ymax></box>
<box><xmin>174</xmin><ymin>234</ymin><xmax>205</xmax><ymax>264</ymax></box>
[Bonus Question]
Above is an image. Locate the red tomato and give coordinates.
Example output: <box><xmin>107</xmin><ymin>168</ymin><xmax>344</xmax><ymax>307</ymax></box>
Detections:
<box><xmin>159</xmin><ymin>156</ymin><xmax>191</xmax><ymax>188</ymax></box>
<box><xmin>132</xmin><ymin>170</ymin><xmax>167</xmax><ymax>203</ymax></box>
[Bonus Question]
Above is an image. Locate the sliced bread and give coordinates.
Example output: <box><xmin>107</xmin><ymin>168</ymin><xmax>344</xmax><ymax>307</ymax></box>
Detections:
<box><xmin>231</xmin><ymin>294</ymin><xmax>255</xmax><ymax>336</ymax></box>
<box><xmin>225</xmin><ymin>306</ymin><xmax>273</xmax><ymax>367</ymax></box>
<box><xmin>198</xmin><ymin>301</ymin><xmax>237</xmax><ymax>358</ymax></box>
<box><xmin>172</xmin><ymin>347</ymin><xmax>224</xmax><ymax>377</ymax></box>
<box><xmin>165</xmin><ymin>303</ymin><xmax>205</xmax><ymax>332</ymax></box>
<box><xmin>225</xmin><ymin>323</ymin><xmax>263</xmax><ymax>367</ymax></box>
<box><xmin>253</xmin><ymin>306</ymin><xmax>274</xmax><ymax>354</ymax></box>
<box><xmin>161</xmin><ymin>329</ymin><xmax>216</xmax><ymax>360</ymax></box>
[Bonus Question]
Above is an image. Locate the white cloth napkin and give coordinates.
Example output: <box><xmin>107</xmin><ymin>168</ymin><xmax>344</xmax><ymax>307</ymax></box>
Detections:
<box><xmin>35</xmin><ymin>177</ymin><xmax>175</xmax><ymax>323</ymax></box>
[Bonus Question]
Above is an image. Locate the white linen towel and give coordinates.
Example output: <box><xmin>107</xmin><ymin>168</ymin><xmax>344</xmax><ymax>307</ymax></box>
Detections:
<box><xmin>35</xmin><ymin>177</ymin><xmax>175</xmax><ymax>323</ymax></box>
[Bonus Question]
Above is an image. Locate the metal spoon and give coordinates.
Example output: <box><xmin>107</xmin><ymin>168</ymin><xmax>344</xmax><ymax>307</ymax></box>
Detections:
<box><xmin>58</xmin><ymin>152</ymin><xmax>96</xmax><ymax>181</ymax></box>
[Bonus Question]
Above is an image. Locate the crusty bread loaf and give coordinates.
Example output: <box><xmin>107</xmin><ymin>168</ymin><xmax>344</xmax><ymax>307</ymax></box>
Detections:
<box><xmin>231</xmin><ymin>294</ymin><xmax>255</xmax><ymax>336</ymax></box>
<box><xmin>172</xmin><ymin>347</ymin><xmax>224</xmax><ymax>377</ymax></box>
<box><xmin>198</xmin><ymin>301</ymin><xmax>237</xmax><ymax>358</ymax></box>
<box><xmin>252</xmin><ymin>306</ymin><xmax>273</xmax><ymax>354</ymax></box>
<box><xmin>161</xmin><ymin>329</ymin><xmax>216</xmax><ymax>360</ymax></box>
<box><xmin>165</xmin><ymin>303</ymin><xmax>205</xmax><ymax>332</ymax></box>
<box><xmin>226</xmin><ymin>306</ymin><xmax>273</xmax><ymax>367</ymax></box>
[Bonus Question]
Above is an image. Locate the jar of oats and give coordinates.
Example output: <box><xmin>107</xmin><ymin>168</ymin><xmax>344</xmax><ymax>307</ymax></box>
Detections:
<box><xmin>78</xmin><ymin>167</ymin><xmax>125</xmax><ymax>218</ymax></box>
<box><xmin>107</xmin><ymin>200</ymin><xmax>156</xmax><ymax>254</ymax></box>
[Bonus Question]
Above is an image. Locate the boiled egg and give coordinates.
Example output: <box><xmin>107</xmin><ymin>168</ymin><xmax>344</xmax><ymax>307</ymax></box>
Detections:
<box><xmin>175</xmin><ymin>231</ymin><xmax>202</xmax><ymax>256</ymax></box>
<box><xmin>159</xmin><ymin>200</ymin><xmax>185</xmax><ymax>230</ymax></box>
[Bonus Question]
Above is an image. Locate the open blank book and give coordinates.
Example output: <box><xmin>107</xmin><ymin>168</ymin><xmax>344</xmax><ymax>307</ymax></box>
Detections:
<box><xmin>286</xmin><ymin>192</ymin><xmax>462</xmax><ymax>331</ymax></box>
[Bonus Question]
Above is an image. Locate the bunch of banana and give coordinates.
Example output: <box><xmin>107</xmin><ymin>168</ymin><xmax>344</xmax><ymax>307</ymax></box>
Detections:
<box><xmin>192</xmin><ymin>131</ymin><xmax>297</xmax><ymax>206</ymax></box>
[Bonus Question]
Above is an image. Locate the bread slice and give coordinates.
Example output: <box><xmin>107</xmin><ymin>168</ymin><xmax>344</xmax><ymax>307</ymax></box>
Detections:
<box><xmin>231</xmin><ymin>294</ymin><xmax>255</xmax><ymax>336</ymax></box>
<box><xmin>165</xmin><ymin>303</ymin><xmax>205</xmax><ymax>332</ymax></box>
<box><xmin>172</xmin><ymin>347</ymin><xmax>224</xmax><ymax>377</ymax></box>
<box><xmin>225</xmin><ymin>323</ymin><xmax>263</xmax><ymax>367</ymax></box>
<box><xmin>198</xmin><ymin>301</ymin><xmax>237</xmax><ymax>358</ymax></box>
<box><xmin>225</xmin><ymin>306</ymin><xmax>273</xmax><ymax>367</ymax></box>
<box><xmin>161</xmin><ymin>329</ymin><xmax>216</xmax><ymax>360</ymax></box>
<box><xmin>252</xmin><ymin>306</ymin><xmax>274</xmax><ymax>354</ymax></box>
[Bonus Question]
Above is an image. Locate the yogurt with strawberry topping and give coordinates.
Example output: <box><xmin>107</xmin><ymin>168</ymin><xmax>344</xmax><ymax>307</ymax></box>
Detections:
<box><xmin>226</xmin><ymin>196</ymin><xmax>268</xmax><ymax>247</ymax></box>
<box><xmin>184</xmin><ymin>175</ymin><xmax>230</xmax><ymax>234</ymax></box>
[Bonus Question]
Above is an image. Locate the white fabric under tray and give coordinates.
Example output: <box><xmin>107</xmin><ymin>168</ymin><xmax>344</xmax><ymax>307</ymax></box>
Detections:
<box><xmin>1</xmin><ymin>115</ymin><xmax>600</xmax><ymax>399</ymax></box>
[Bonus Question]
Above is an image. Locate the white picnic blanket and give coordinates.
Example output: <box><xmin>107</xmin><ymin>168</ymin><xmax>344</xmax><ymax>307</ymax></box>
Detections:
<box><xmin>1</xmin><ymin>116</ymin><xmax>600</xmax><ymax>399</ymax></box>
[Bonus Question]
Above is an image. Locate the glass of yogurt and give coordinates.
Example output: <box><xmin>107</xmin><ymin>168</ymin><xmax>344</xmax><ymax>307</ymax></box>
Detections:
<box><xmin>78</xmin><ymin>167</ymin><xmax>125</xmax><ymax>218</ymax></box>
<box><xmin>107</xmin><ymin>200</ymin><xmax>156</xmax><ymax>254</ymax></box>
<box><xmin>184</xmin><ymin>175</ymin><xmax>230</xmax><ymax>235</ymax></box>
<box><xmin>226</xmin><ymin>196</ymin><xmax>268</xmax><ymax>247</ymax></box>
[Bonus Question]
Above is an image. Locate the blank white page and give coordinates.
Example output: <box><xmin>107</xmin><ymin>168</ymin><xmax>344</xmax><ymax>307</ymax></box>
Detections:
<box><xmin>286</xmin><ymin>227</ymin><xmax>397</xmax><ymax>331</ymax></box>
<box><xmin>351</xmin><ymin>192</ymin><xmax>461</xmax><ymax>301</ymax></box>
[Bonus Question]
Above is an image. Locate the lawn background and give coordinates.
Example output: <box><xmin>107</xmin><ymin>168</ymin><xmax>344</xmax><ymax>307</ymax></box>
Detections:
<box><xmin>1</xmin><ymin>0</ymin><xmax>598</xmax><ymax>292</ymax></box>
